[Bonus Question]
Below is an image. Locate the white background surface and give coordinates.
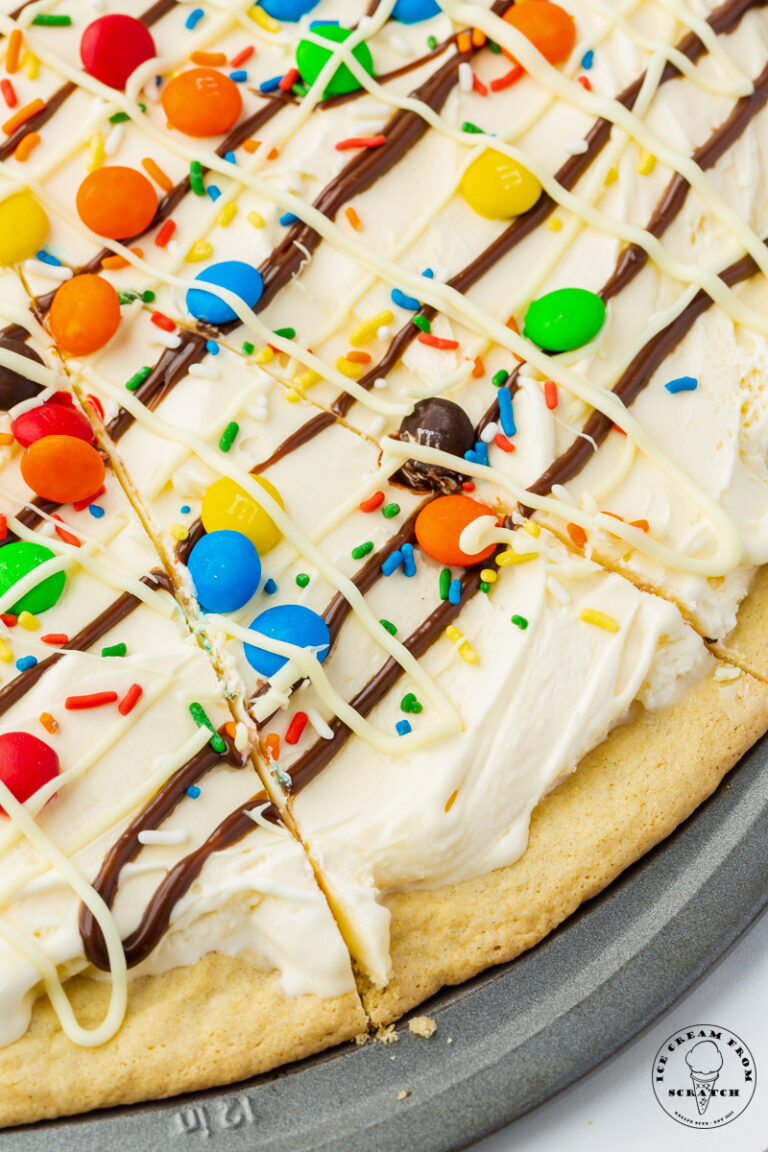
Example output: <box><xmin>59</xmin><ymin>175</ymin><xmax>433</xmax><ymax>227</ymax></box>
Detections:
<box><xmin>472</xmin><ymin>909</ymin><xmax>768</xmax><ymax>1152</ymax></box>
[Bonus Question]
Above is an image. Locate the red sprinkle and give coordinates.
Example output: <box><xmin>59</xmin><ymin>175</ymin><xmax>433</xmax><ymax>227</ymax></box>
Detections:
<box><xmin>151</xmin><ymin>310</ymin><xmax>176</xmax><ymax>332</ymax></box>
<box><xmin>360</xmin><ymin>490</ymin><xmax>385</xmax><ymax>513</ymax></box>
<box><xmin>65</xmin><ymin>691</ymin><xmax>118</xmax><ymax>710</ymax></box>
<box><xmin>154</xmin><ymin>219</ymin><xmax>176</xmax><ymax>248</ymax></box>
<box><xmin>230</xmin><ymin>45</ymin><xmax>254</xmax><ymax>68</ymax></box>
<box><xmin>73</xmin><ymin>485</ymin><xmax>105</xmax><ymax>512</ymax></box>
<box><xmin>0</xmin><ymin>79</ymin><xmax>17</xmax><ymax>109</ymax></box>
<box><xmin>472</xmin><ymin>73</ymin><xmax>488</xmax><ymax>97</ymax></box>
<box><xmin>490</xmin><ymin>64</ymin><xmax>524</xmax><ymax>91</ymax></box>
<box><xmin>41</xmin><ymin>633</ymin><xmax>68</xmax><ymax>645</ymax></box>
<box><xmin>613</xmin><ymin>423</ymin><xmax>627</xmax><ymax>436</ymax></box>
<box><xmin>417</xmin><ymin>333</ymin><xmax>459</xmax><ymax>350</ymax></box>
<box><xmin>0</xmin><ymin>513</ymin><xmax>6</xmax><ymax>541</ymax></box>
<box><xmin>544</xmin><ymin>380</ymin><xmax>558</xmax><ymax>410</ymax></box>
<box><xmin>86</xmin><ymin>393</ymin><xmax>104</xmax><ymax>421</ymax></box>
<box><xmin>461</xmin><ymin>480</ymin><xmax>475</xmax><ymax>492</ymax></box>
<box><xmin>494</xmin><ymin>433</ymin><xmax>515</xmax><ymax>453</ymax></box>
<box><xmin>51</xmin><ymin>515</ymin><xmax>81</xmax><ymax>547</ymax></box>
<box><xmin>335</xmin><ymin>134</ymin><xmax>386</xmax><ymax>151</ymax></box>
<box><xmin>577</xmin><ymin>75</ymin><xmax>592</xmax><ymax>90</ymax></box>
<box><xmin>278</xmin><ymin>67</ymin><xmax>299</xmax><ymax>91</ymax></box>
<box><xmin>1</xmin><ymin>614</ymin><xmax>16</xmax><ymax>627</ymax></box>
<box><xmin>118</xmin><ymin>684</ymin><xmax>143</xmax><ymax>716</ymax></box>
<box><xmin>285</xmin><ymin>711</ymin><xmax>308</xmax><ymax>745</ymax></box>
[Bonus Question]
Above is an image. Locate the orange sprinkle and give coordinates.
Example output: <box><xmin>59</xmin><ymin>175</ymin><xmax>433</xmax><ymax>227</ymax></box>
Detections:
<box><xmin>472</xmin><ymin>355</ymin><xmax>485</xmax><ymax>378</ymax></box>
<box><xmin>5</xmin><ymin>29</ymin><xmax>22</xmax><ymax>75</ymax></box>
<box><xmin>471</xmin><ymin>27</ymin><xmax>486</xmax><ymax>47</ymax></box>
<box><xmin>267</xmin><ymin>145</ymin><xmax>279</xmax><ymax>160</ymax></box>
<box><xmin>444</xmin><ymin>789</ymin><xmax>458</xmax><ymax>813</ymax></box>
<box><xmin>345</xmin><ymin>350</ymin><xmax>371</xmax><ymax>364</ymax></box>
<box><xmin>544</xmin><ymin>380</ymin><xmax>558</xmax><ymax>410</ymax></box>
<box><xmin>224</xmin><ymin>720</ymin><xmax>237</xmax><ymax>737</ymax></box>
<box><xmin>243</xmin><ymin>138</ymin><xmax>260</xmax><ymax>153</ymax></box>
<box><xmin>39</xmin><ymin>711</ymin><xmax>59</xmax><ymax>734</ymax></box>
<box><xmin>567</xmin><ymin>522</ymin><xmax>587</xmax><ymax>549</ymax></box>
<box><xmin>631</xmin><ymin>518</ymin><xmax>650</xmax><ymax>532</ymax></box>
<box><xmin>3</xmin><ymin>97</ymin><xmax>44</xmax><ymax>136</ymax></box>
<box><xmin>457</xmin><ymin>31</ymin><xmax>471</xmax><ymax>53</ymax></box>
<box><xmin>345</xmin><ymin>204</ymin><xmax>362</xmax><ymax>231</ymax></box>
<box><xmin>265</xmin><ymin>732</ymin><xmax>280</xmax><ymax>761</ymax></box>
<box><xmin>13</xmin><ymin>130</ymin><xmax>39</xmax><ymax>161</ymax></box>
<box><xmin>506</xmin><ymin>313</ymin><xmax>525</xmax><ymax>361</ymax></box>
<box><xmin>0</xmin><ymin>432</ymin><xmax>13</xmax><ymax>445</ymax></box>
<box><xmin>190</xmin><ymin>50</ymin><xmax>227</xmax><ymax>66</ymax></box>
<box><xmin>102</xmin><ymin>246</ymin><xmax>143</xmax><ymax>270</ymax></box>
<box><xmin>141</xmin><ymin>156</ymin><xmax>173</xmax><ymax>192</ymax></box>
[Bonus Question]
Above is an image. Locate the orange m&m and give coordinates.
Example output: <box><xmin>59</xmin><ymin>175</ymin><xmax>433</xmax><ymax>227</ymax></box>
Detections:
<box><xmin>49</xmin><ymin>274</ymin><xmax>121</xmax><ymax>356</ymax></box>
<box><xmin>20</xmin><ymin>435</ymin><xmax>106</xmax><ymax>504</ymax></box>
<box><xmin>503</xmin><ymin>1</ymin><xmax>576</xmax><ymax>65</ymax></box>
<box><xmin>76</xmin><ymin>166</ymin><xmax>157</xmax><ymax>239</ymax></box>
<box><xmin>161</xmin><ymin>68</ymin><xmax>242</xmax><ymax>137</ymax></box>
<box><xmin>415</xmin><ymin>495</ymin><xmax>498</xmax><ymax>566</ymax></box>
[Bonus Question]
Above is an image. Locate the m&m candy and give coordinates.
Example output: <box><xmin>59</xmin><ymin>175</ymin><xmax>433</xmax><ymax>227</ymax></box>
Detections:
<box><xmin>391</xmin><ymin>0</ymin><xmax>440</xmax><ymax>21</ymax></box>
<box><xmin>12</xmin><ymin>397</ymin><xmax>94</xmax><ymax>447</ymax></box>
<box><xmin>186</xmin><ymin>261</ymin><xmax>263</xmax><ymax>325</ymax></box>
<box><xmin>188</xmin><ymin>529</ymin><xmax>261</xmax><ymax>613</ymax></box>
<box><xmin>523</xmin><ymin>287</ymin><xmax>605</xmax><ymax>352</ymax></box>
<box><xmin>502</xmin><ymin>1</ymin><xmax>576</xmax><ymax>65</ymax></box>
<box><xmin>201</xmin><ymin>475</ymin><xmax>284</xmax><ymax>554</ymax></box>
<box><xmin>48</xmin><ymin>274</ymin><xmax>121</xmax><ymax>356</ymax></box>
<box><xmin>0</xmin><ymin>541</ymin><xmax>66</xmax><ymax>615</ymax></box>
<box><xmin>296</xmin><ymin>25</ymin><xmax>374</xmax><ymax>98</ymax></box>
<box><xmin>415</xmin><ymin>495</ymin><xmax>497</xmax><ymax>565</ymax></box>
<box><xmin>0</xmin><ymin>193</ymin><xmax>48</xmax><ymax>266</ymax></box>
<box><xmin>161</xmin><ymin>68</ymin><xmax>242</xmax><ymax>137</ymax></box>
<box><xmin>260</xmin><ymin>0</ymin><xmax>320</xmax><ymax>18</ymax></box>
<box><xmin>76</xmin><ymin>166</ymin><xmax>157</xmax><ymax>240</ymax></box>
<box><xmin>0</xmin><ymin>340</ymin><xmax>44</xmax><ymax>410</ymax></box>
<box><xmin>0</xmin><ymin>732</ymin><xmax>59</xmax><ymax>813</ymax></box>
<box><xmin>80</xmin><ymin>14</ymin><xmax>156</xmax><ymax>90</ymax></box>
<box><xmin>244</xmin><ymin>604</ymin><xmax>330</xmax><ymax>676</ymax></box>
<box><xmin>20</xmin><ymin>435</ymin><xmax>106</xmax><ymax>504</ymax></box>
<box><xmin>460</xmin><ymin>149</ymin><xmax>542</xmax><ymax>219</ymax></box>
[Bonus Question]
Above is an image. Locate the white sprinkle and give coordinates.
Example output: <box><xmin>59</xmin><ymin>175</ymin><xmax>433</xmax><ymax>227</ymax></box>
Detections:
<box><xmin>104</xmin><ymin>124</ymin><xmax>124</xmax><ymax>156</ymax></box>
<box><xmin>245</xmin><ymin>399</ymin><xmax>268</xmax><ymax>420</ymax></box>
<box><xmin>565</xmin><ymin>139</ymin><xmax>589</xmax><ymax>155</ymax></box>
<box><xmin>137</xmin><ymin>828</ymin><xmax>190</xmax><ymax>846</ymax></box>
<box><xmin>480</xmin><ymin>421</ymin><xmax>498</xmax><ymax>443</ymax></box>
<box><xmin>306</xmin><ymin>708</ymin><xmax>334</xmax><ymax>739</ymax></box>
<box><xmin>152</xmin><ymin>331</ymin><xmax>181</xmax><ymax>350</ymax></box>
<box><xmin>546</xmin><ymin>576</ymin><xmax>570</xmax><ymax>605</ymax></box>
<box><xmin>714</xmin><ymin>663</ymin><xmax>741</xmax><ymax>682</ymax></box>
<box><xmin>458</xmin><ymin>62</ymin><xmax>473</xmax><ymax>92</ymax></box>
<box><xmin>388</xmin><ymin>30</ymin><xmax>410</xmax><ymax>55</ymax></box>
<box><xmin>188</xmin><ymin>362</ymin><xmax>220</xmax><ymax>380</ymax></box>
<box><xmin>144</xmin><ymin>79</ymin><xmax>161</xmax><ymax>103</ymax></box>
<box><xmin>245</xmin><ymin>803</ymin><xmax>284</xmax><ymax>833</ymax></box>
<box><xmin>377</xmin><ymin>326</ymin><xmax>392</xmax><ymax>342</ymax></box>
<box><xmin>234</xmin><ymin>722</ymin><xmax>249</xmax><ymax>751</ymax></box>
<box><xmin>22</xmin><ymin>260</ymin><xmax>72</xmax><ymax>282</ymax></box>
<box><xmin>374</xmin><ymin>377</ymin><xmax>388</xmax><ymax>389</ymax></box>
<box><xmin>551</xmin><ymin>483</ymin><xmax>575</xmax><ymax>506</ymax></box>
<box><xmin>368</xmin><ymin>415</ymin><xmax>385</xmax><ymax>436</ymax></box>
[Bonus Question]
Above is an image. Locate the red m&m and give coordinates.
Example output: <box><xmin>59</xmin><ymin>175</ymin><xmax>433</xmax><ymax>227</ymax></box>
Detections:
<box><xmin>76</xmin><ymin>166</ymin><xmax>157</xmax><ymax>240</ymax></box>
<box><xmin>415</xmin><ymin>495</ymin><xmax>498</xmax><ymax>566</ymax></box>
<box><xmin>0</xmin><ymin>732</ymin><xmax>59</xmax><ymax>814</ymax></box>
<box><xmin>161</xmin><ymin>68</ymin><xmax>242</xmax><ymax>137</ymax></box>
<box><xmin>20</xmin><ymin>435</ymin><xmax>106</xmax><ymax>504</ymax></box>
<box><xmin>48</xmin><ymin>274</ymin><xmax>121</xmax><ymax>356</ymax></box>
<box><xmin>12</xmin><ymin>397</ymin><xmax>94</xmax><ymax>447</ymax></box>
<box><xmin>80</xmin><ymin>14</ymin><xmax>156</xmax><ymax>90</ymax></box>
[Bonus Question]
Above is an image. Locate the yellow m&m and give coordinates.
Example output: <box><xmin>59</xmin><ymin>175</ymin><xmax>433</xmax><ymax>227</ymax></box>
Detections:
<box><xmin>0</xmin><ymin>193</ymin><xmax>49</xmax><ymax>265</ymax></box>
<box><xmin>460</xmin><ymin>149</ymin><xmax>542</xmax><ymax>220</ymax></box>
<box><xmin>201</xmin><ymin>475</ymin><xmax>284</xmax><ymax>555</ymax></box>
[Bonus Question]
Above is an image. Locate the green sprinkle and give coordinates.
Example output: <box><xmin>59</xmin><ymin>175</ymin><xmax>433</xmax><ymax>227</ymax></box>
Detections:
<box><xmin>117</xmin><ymin>290</ymin><xmax>138</xmax><ymax>305</ymax></box>
<box><xmin>380</xmin><ymin>618</ymin><xmax>397</xmax><ymax>635</ymax></box>
<box><xmin>32</xmin><ymin>13</ymin><xmax>71</xmax><ymax>24</ymax></box>
<box><xmin>479</xmin><ymin>581</ymin><xmax>490</xmax><ymax>593</ymax></box>
<box><xmin>511</xmin><ymin>614</ymin><xmax>529</xmax><ymax>630</ymax></box>
<box><xmin>427</xmin><ymin>34</ymin><xmax>438</xmax><ymax>49</ymax></box>
<box><xmin>273</xmin><ymin>326</ymin><xmax>296</xmax><ymax>340</ymax></box>
<box><xmin>109</xmin><ymin>111</ymin><xmax>131</xmax><ymax>124</ymax></box>
<box><xmin>242</xmin><ymin>341</ymin><xmax>255</xmax><ymax>355</ymax></box>
<box><xmin>190</xmin><ymin>160</ymin><xmax>205</xmax><ymax>196</ymax></box>
<box><xmin>125</xmin><ymin>366</ymin><xmax>152</xmax><ymax>392</ymax></box>
<box><xmin>492</xmin><ymin>370</ymin><xmax>509</xmax><ymax>388</ymax></box>
<box><xmin>382</xmin><ymin>502</ymin><xmax>400</xmax><ymax>519</ymax></box>
<box><xmin>439</xmin><ymin>567</ymin><xmax>451</xmax><ymax>601</ymax></box>
<box><xmin>101</xmin><ymin>642</ymin><xmax>127</xmax><ymax>658</ymax></box>
<box><xmin>488</xmin><ymin>39</ymin><xmax>501</xmax><ymax>53</ymax></box>
<box><xmin>351</xmin><ymin>541</ymin><xmax>374</xmax><ymax>560</ymax></box>
<box><xmin>296</xmin><ymin>573</ymin><xmax>310</xmax><ymax>588</ymax></box>
<box><xmin>292</xmin><ymin>82</ymin><xmax>309</xmax><ymax>97</ymax></box>
<box><xmin>401</xmin><ymin>692</ymin><xmax>423</xmax><ymax>714</ymax></box>
<box><xmin>218</xmin><ymin>421</ymin><xmax>239</xmax><ymax>453</ymax></box>
<box><xmin>138</xmin><ymin>101</ymin><xmax>147</xmax><ymax>113</ymax></box>
<box><xmin>412</xmin><ymin>315</ymin><xmax>431</xmax><ymax>333</ymax></box>
<box><xmin>461</xmin><ymin>120</ymin><xmax>483</xmax><ymax>134</ymax></box>
<box><xmin>189</xmin><ymin>702</ymin><xmax>227</xmax><ymax>753</ymax></box>
<box><xmin>141</xmin><ymin>290</ymin><xmax>155</xmax><ymax>303</ymax></box>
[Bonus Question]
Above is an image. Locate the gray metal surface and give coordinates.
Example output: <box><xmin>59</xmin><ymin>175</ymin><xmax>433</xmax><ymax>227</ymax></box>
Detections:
<box><xmin>4</xmin><ymin>732</ymin><xmax>768</xmax><ymax>1152</ymax></box>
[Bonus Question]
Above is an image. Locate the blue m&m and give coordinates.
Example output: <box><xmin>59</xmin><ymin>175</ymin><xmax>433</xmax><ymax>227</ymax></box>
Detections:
<box><xmin>260</xmin><ymin>0</ymin><xmax>320</xmax><ymax>18</ymax></box>
<box><xmin>244</xmin><ymin>604</ymin><xmax>330</xmax><ymax>676</ymax></box>
<box><xmin>188</xmin><ymin>530</ymin><xmax>261</xmax><ymax>613</ymax></box>
<box><xmin>186</xmin><ymin>261</ymin><xmax>263</xmax><ymax>325</ymax></box>
<box><xmin>392</xmin><ymin>0</ymin><xmax>440</xmax><ymax>22</ymax></box>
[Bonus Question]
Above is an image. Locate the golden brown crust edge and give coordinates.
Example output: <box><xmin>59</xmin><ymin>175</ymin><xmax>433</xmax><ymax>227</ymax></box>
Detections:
<box><xmin>0</xmin><ymin>953</ymin><xmax>365</xmax><ymax>1129</ymax></box>
<box><xmin>359</xmin><ymin>666</ymin><xmax>768</xmax><ymax>1026</ymax></box>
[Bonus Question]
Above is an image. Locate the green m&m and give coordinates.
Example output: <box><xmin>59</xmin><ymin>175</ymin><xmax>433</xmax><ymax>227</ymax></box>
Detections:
<box><xmin>0</xmin><ymin>542</ymin><xmax>66</xmax><ymax>615</ymax></box>
<box><xmin>523</xmin><ymin>287</ymin><xmax>606</xmax><ymax>352</ymax></box>
<box><xmin>296</xmin><ymin>25</ymin><xmax>374</xmax><ymax>97</ymax></box>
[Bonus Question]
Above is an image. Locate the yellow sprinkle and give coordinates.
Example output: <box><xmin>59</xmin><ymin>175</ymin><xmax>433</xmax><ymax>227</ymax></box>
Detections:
<box><xmin>247</xmin><ymin>210</ymin><xmax>265</xmax><ymax>229</ymax></box>
<box><xmin>350</xmin><ymin>309</ymin><xmax>394</xmax><ymax>347</ymax></box>
<box><xmin>217</xmin><ymin>202</ymin><xmax>237</xmax><ymax>228</ymax></box>
<box><xmin>17</xmin><ymin>611</ymin><xmax>38</xmax><ymax>631</ymax></box>
<box><xmin>87</xmin><ymin>134</ymin><xmax>105</xmax><ymax>173</ymax></box>
<box><xmin>457</xmin><ymin>640</ymin><xmax>479</xmax><ymax>664</ymax></box>
<box><xmin>0</xmin><ymin>639</ymin><xmax>13</xmax><ymax>663</ymax></box>
<box><xmin>604</xmin><ymin>165</ymin><xmax>618</xmax><ymax>186</ymax></box>
<box><xmin>480</xmin><ymin>569</ymin><xmax>497</xmax><ymax>584</ymax></box>
<box><xmin>547</xmin><ymin>216</ymin><xmax>562</xmax><ymax>232</ymax></box>
<box><xmin>295</xmin><ymin>369</ymin><xmax>321</xmax><ymax>389</ymax></box>
<box><xmin>255</xmin><ymin>346</ymin><xmax>274</xmax><ymax>364</ymax></box>
<box><xmin>21</xmin><ymin>51</ymin><xmax>38</xmax><ymax>80</ymax></box>
<box><xmin>496</xmin><ymin>550</ymin><xmax>538</xmax><ymax>566</ymax></box>
<box><xmin>522</xmin><ymin>521</ymin><xmax>541</xmax><ymax>537</ymax></box>
<box><xmin>445</xmin><ymin>625</ymin><xmax>463</xmax><ymax>644</ymax></box>
<box><xmin>284</xmin><ymin>389</ymin><xmax>301</xmax><ymax>403</ymax></box>
<box><xmin>249</xmin><ymin>4</ymin><xmax>281</xmax><ymax>30</ymax></box>
<box><xmin>184</xmin><ymin>240</ymin><xmax>214</xmax><ymax>263</ymax></box>
<box><xmin>636</xmin><ymin>150</ymin><xmax>656</xmax><ymax>175</ymax></box>
<box><xmin>444</xmin><ymin>789</ymin><xmax>458</xmax><ymax>813</ymax></box>
<box><xmin>336</xmin><ymin>355</ymin><xmax>364</xmax><ymax>379</ymax></box>
<box><xmin>169</xmin><ymin>524</ymin><xmax>189</xmax><ymax>541</ymax></box>
<box><xmin>579</xmin><ymin>608</ymin><xmax>620</xmax><ymax>633</ymax></box>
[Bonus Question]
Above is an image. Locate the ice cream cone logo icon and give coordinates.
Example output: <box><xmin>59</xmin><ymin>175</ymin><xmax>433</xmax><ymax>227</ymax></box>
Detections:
<box><xmin>685</xmin><ymin>1041</ymin><xmax>724</xmax><ymax>1116</ymax></box>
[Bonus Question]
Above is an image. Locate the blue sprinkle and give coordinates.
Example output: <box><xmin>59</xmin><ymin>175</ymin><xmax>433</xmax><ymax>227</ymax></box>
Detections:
<box><xmin>421</xmin><ymin>267</ymin><xmax>434</xmax><ymax>279</ymax></box>
<box><xmin>36</xmin><ymin>249</ymin><xmax>61</xmax><ymax>266</ymax></box>
<box><xmin>581</xmin><ymin>49</ymin><xmax>594</xmax><ymax>69</ymax></box>
<box><xmin>229</xmin><ymin>69</ymin><xmax>248</xmax><ymax>82</ymax></box>
<box><xmin>88</xmin><ymin>505</ymin><xmax>105</xmax><ymax>519</ymax></box>
<box><xmin>473</xmin><ymin>440</ymin><xmax>489</xmax><ymax>466</ymax></box>
<box><xmin>207</xmin><ymin>184</ymin><xmax>222</xmax><ymax>202</ymax></box>
<box><xmin>260</xmin><ymin>75</ymin><xmax>282</xmax><ymax>93</ymax></box>
<box><xmin>665</xmin><ymin>375</ymin><xmax>698</xmax><ymax>394</ymax></box>
<box><xmin>396</xmin><ymin>719</ymin><xmax>412</xmax><ymax>736</ymax></box>
<box><xmin>186</xmin><ymin>785</ymin><xmax>202</xmax><ymax>799</ymax></box>
<box><xmin>185</xmin><ymin>7</ymin><xmax>204</xmax><ymax>28</ymax></box>
<box><xmin>155</xmin><ymin>75</ymin><xmax>162</xmax><ymax>87</ymax></box>
<box><xmin>263</xmin><ymin>577</ymin><xmax>278</xmax><ymax>595</ymax></box>
<box><xmin>382</xmin><ymin>550</ymin><xmax>403</xmax><ymax>577</ymax></box>
<box><xmin>206</xmin><ymin>339</ymin><xmax>220</xmax><ymax>356</ymax></box>
<box><xmin>401</xmin><ymin>542</ymin><xmax>416</xmax><ymax>578</ymax></box>
<box><xmin>391</xmin><ymin>287</ymin><xmax>421</xmax><ymax>311</ymax></box>
<box><xmin>280</xmin><ymin>211</ymin><xmax>299</xmax><ymax>226</ymax></box>
<box><xmin>310</xmin><ymin>19</ymin><xmax>338</xmax><ymax>28</ymax></box>
<box><xmin>15</xmin><ymin>655</ymin><xmax>37</xmax><ymax>671</ymax></box>
<box><xmin>497</xmin><ymin>387</ymin><xmax>516</xmax><ymax>437</ymax></box>
<box><xmin>464</xmin><ymin>449</ymin><xmax>481</xmax><ymax>465</ymax></box>
<box><xmin>448</xmin><ymin>578</ymin><xmax>462</xmax><ymax>606</ymax></box>
<box><xmin>224</xmin><ymin>150</ymin><xmax>236</xmax><ymax>164</ymax></box>
<box><xmin>180</xmin><ymin>504</ymin><xmax>191</xmax><ymax>514</ymax></box>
